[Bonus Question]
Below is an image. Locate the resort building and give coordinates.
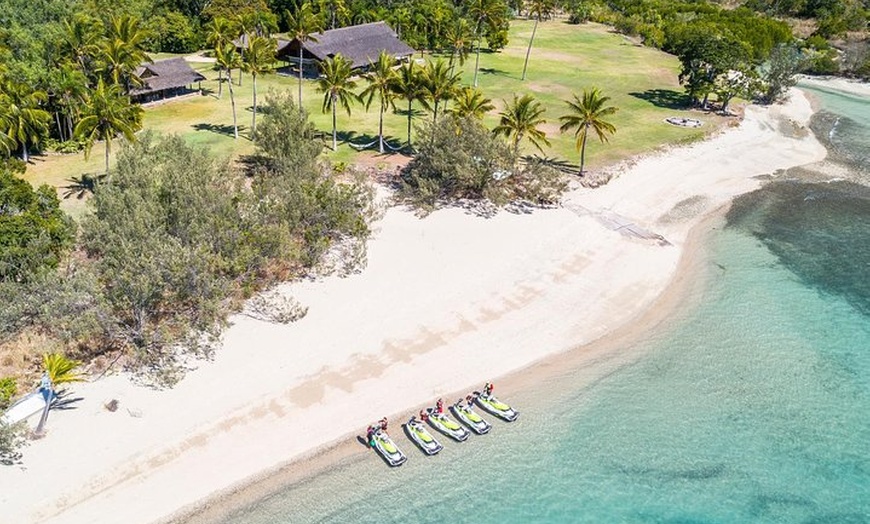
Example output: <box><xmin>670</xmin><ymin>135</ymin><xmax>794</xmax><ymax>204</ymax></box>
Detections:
<box><xmin>278</xmin><ymin>21</ymin><xmax>415</xmax><ymax>74</ymax></box>
<box><xmin>130</xmin><ymin>57</ymin><xmax>206</xmax><ymax>104</ymax></box>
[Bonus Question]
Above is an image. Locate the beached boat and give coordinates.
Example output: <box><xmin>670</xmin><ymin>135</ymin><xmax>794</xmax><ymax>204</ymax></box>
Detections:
<box><xmin>475</xmin><ymin>392</ymin><xmax>520</xmax><ymax>422</ymax></box>
<box><xmin>425</xmin><ymin>408</ymin><xmax>470</xmax><ymax>442</ymax></box>
<box><xmin>450</xmin><ymin>400</ymin><xmax>492</xmax><ymax>435</ymax></box>
<box><xmin>403</xmin><ymin>418</ymin><xmax>444</xmax><ymax>455</ymax></box>
<box><xmin>370</xmin><ymin>429</ymin><xmax>408</xmax><ymax>467</ymax></box>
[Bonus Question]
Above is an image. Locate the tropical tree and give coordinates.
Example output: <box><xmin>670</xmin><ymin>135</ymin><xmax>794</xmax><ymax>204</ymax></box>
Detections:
<box><xmin>559</xmin><ymin>88</ymin><xmax>618</xmax><ymax>176</ymax></box>
<box><xmin>33</xmin><ymin>353</ymin><xmax>84</xmax><ymax>437</ymax></box>
<box><xmin>419</xmin><ymin>59</ymin><xmax>461</xmax><ymax>126</ymax></box>
<box><xmin>466</xmin><ymin>0</ymin><xmax>506</xmax><ymax>87</ymax></box>
<box><xmin>74</xmin><ymin>79</ymin><xmax>144</xmax><ymax>174</ymax></box>
<box><xmin>448</xmin><ymin>86</ymin><xmax>494</xmax><ymax>120</ymax></box>
<box><xmin>61</xmin><ymin>15</ymin><xmax>101</xmax><ymax>75</ymax></box>
<box><xmin>389</xmin><ymin>59</ymin><xmax>424</xmax><ymax>149</ymax></box>
<box><xmin>445</xmin><ymin>19</ymin><xmax>473</xmax><ymax>76</ymax></box>
<box><xmin>1</xmin><ymin>80</ymin><xmax>50</xmax><ymax>162</ymax></box>
<box><xmin>360</xmin><ymin>51</ymin><xmax>397</xmax><ymax>154</ymax></box>
<box><xmin>286</xmin><ymin>2</ymin><xmax>322</xmax><ymax>107</ymax></box>
<box><xmin>243</xmin><ymin>36</ymin><xmax>277</xmax><ymax>138</ymax></box>
<box><xmin>493</xmin><ymin>93</ymin><xmax>550</xmax><ymax>155</ymax></box>
<box><xmin>100</xmin><ymin>14</ymin><xmax>152</xmax><ymax>91</ymax></box>
<box><xmin>215</xmin><ymin>44</ymin><xmax>243</xmax><ymax>139</ymax></box>
<box><xmin>205</xmin><ymin>17</ymin><xmax>238</xmax><ymax>99</ymax></box>
<box><xmin>521</xmin><ymin>0</ymin><xmax>553</xmax><ymax>81</ymax></box>
<box><xmin>48</xmin><ymin>65</ymin><xmax>89</xmax><ymax>142</ymax></box>
<box><xmin>316</xmin><ymin>54</ymin><xmax>358</xmax><ymax>151</ymax></box>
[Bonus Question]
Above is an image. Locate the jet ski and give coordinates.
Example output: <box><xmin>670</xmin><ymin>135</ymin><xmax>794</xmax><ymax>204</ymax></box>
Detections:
<box><xmin>369</xmin><ymin>427</ymin><xmax>408</xmax><ymax>466</ymax></box>
<box><xmin>403</xmin><ymin>418</ymin><xmax>444</xmax><ymax>455</ymax></box>
<box><xmin>425</xmin><ymin>407</ymin><xmax>470</xmax><ymax>441</ymax></box>
<box><xmin>451</xmin><ymin>399</ymin><xmax>492</xmax><ymax>435</ymax></box>
<box><xmin>475</xmin><ymin>391</ymin><xmax>520</xmax><ymax>422</ymax></box>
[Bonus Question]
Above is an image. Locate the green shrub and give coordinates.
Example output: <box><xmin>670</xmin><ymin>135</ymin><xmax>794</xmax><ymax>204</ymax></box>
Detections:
<box><xmin>0</xmin><ymin>378</ymin><xmax>16</xmax><ymax>410</ymax></box>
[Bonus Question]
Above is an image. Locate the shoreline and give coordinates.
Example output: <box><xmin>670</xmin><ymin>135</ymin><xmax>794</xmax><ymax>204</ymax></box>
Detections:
<box><xmin>0</xmin><ymin>88</ymin><xmax>827</xmax><ymax>524</ymax></box>
<box><xmin>176</xmin><ymin>200</ymin><xmax>730</xmax><ymax>524</ymax></box>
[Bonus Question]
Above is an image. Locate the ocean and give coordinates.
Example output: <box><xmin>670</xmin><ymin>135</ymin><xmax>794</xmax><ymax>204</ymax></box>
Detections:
<box><xmin>199</xmin><ymin>84</ymin><xmax>870</xmax><ymax>523</ymax></box>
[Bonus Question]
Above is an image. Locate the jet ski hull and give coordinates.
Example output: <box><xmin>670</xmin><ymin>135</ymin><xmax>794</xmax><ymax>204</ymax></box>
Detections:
<box><xmin>426</xmin><ymin>409</ymin><xmax>470</xmax><ymax>441</ymax></box>
<box><xmin>372</xmin><ymin>432</ymin><xmax>408</xmax><ymax>466</ymax></box>
<box><xmin>403</xmin><ymin>422</ymin><xmax>444</xmax><ymax>455</ymax></box>
<box><xmin>475</xmin><ymin>394</ymin><xmax>520</xmax><ymax>422</ymax></box>
<box><xmin>450</xmin><ymin>404</ymin><xmax>492</xmax><ymax>435</ymax></box>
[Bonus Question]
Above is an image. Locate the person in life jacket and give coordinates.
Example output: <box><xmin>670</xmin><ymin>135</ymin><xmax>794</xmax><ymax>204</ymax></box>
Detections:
<box><xmin>420</xmin><ymin>409</ymin><xmax>429</xmax><ymax>422</ymax></box>
<box><xmin>436</xmin><ymin>398</ymin><xmax>444</xmax><ymax>413</ymax></box>
<box><xmin>466</xmin><ymin>394</ymin><xmax>476</xmax><ymax>408</ymax></box>
<box><xmin>484</xmin><ymin>382</ymin><xmax>494</xmax><ymax>396</ymax></box>
<box><xmin>379</xmin><ymin>417</ymin><xmax>388</xmax><ymax>431</ymax></box>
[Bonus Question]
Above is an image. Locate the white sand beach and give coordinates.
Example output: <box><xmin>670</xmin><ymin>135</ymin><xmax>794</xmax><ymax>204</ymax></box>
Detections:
<box><xmin>0</xmin><ymin>89</ymin><xmax>827</xmax><ymax>524</ymax></box>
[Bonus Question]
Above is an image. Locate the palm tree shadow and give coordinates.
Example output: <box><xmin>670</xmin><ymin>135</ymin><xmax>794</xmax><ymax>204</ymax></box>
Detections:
<box><xmin>524</xmin><ymin>154</ymin><xmax>582</xmax><ymax>176</ymax></box>
<box><xmin>52</xmin><ymin>390</ymin><xmax>83</xmax><ymax>411</ymax></box>
<box><xmin>335</xmin><ymin>131</ymin><xmax>405</xmax><ymax>153</ymax></box>
<box><xmin>629</xmin><ymin>89</ymin><xmax>692</xmax><ymax>110</ymax></box>
<box><xmin>479</xmin><ymin>67</ymin><xmax>511</xmax><ymax>78</ymax></box>
<box><xmin>192</xmin><ymin>123</ymin><xmax>241</xmax><ymax>137</ymax></box>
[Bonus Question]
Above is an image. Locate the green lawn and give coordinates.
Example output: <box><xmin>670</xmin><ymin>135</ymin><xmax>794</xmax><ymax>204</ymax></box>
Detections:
<box><xmin>23</xmin><ymin>20</ymin><xmax>722</xmax><ymax>216</ymax></box>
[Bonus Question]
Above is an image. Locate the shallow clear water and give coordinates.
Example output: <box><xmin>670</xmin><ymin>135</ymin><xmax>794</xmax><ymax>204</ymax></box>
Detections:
<box><xmin>207</xmin><ymin>87</ymin><xmax>870</xmax><ymax>523</ymax></box>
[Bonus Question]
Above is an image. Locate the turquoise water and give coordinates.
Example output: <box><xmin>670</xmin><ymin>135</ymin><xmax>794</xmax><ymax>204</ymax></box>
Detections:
<box><xmin>203</xmin><ymin>87</ymin><xmax>870</xmax><ymax>523</ymax></box>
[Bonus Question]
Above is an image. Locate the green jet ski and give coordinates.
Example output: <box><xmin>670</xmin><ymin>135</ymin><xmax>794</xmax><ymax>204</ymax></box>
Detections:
<box><xmin>451</xmin><ymin>399</ymin><xmax>492</xmax><ymax>435</ymax></box>
<box><xmin>368</xmin><ymin>426</ymin><xmax>408</xmax><ymax>466</ymax></box>
<box><xmin>475</xmin><ymin>391</ymin><xmax>520</xmax><ymax>422</ymax></box>
<box><xmin>425</xmin><ymin>407</ymin><xmax>470</xmax><ymax>441</ymax></box>
<box><xmin>403</xmin><ymin>417</ymin><xmax>444</xmax><ymax>455</ymax></box>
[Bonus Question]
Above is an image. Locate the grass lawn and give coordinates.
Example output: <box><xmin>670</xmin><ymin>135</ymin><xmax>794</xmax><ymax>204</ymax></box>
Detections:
<box><xmin>22</xmin><ymin>20</ymin><xmax>725</xmax><ymax>216</ymax></box>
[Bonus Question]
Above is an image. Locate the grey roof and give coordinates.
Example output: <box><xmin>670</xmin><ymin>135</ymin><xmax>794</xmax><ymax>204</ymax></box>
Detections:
<box><xmin>299</xmin><ymin>22</ymin><xmax>414</xmax><ymax>68</ymax></box>
<box><xmin>131</xmin><ymin>58</ymin><xmax>206</xmax><ymax>95</ymax></box>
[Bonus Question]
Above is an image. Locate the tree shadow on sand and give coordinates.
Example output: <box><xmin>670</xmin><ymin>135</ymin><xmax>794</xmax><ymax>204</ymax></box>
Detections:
<box><xmin>629</xmin><ymin>89</ymin><xmax>692</xmax><ymax>110</ymax></box>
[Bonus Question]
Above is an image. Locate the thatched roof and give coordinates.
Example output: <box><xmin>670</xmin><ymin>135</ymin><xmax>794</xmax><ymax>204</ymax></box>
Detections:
<box><xmin>290</xmin><ymin>22</ymin><xmax>414</xmax><ymax>69</ymax></box>
<box><xmin>131</xmin><ymin>58</ymin><xmax>205</xmax><ymax>95</ymax></box>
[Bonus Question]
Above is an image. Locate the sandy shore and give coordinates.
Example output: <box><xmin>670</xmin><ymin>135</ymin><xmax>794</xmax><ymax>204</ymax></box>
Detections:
<box><xmin>0</xmin><ymin>88</ymin><xmax>826</xmax><ymax>524</ymax></box>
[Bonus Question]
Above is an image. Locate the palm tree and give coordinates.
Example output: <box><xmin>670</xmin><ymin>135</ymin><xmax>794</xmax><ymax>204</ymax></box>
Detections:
<box><xmin>243</xmin><ymin>36</ymin><xmax>276</xmax><ymax>139</ymax></box>
<box><xmin>1</xmin><ymin>80</ymin><xmax>50</xmax><ymax>162</ymax></box>
<box><xmin>559</xmin><ymin>88</ymin><xmax>618</xmax><ymax>176</ymax></box>
<box><xmin>445</xmin><ymin>19</ymin><xmax>473</xmax><ymax>76</ymax></box>
<box><xmin>360</xmin><ymin>51</ymin><xmax>397</xmax><ymax>154</ymax></box>
<box><xmin>33</xmin><ymin>353</ymin><xmax>84</xmax><ymax>437</ymax></box>
<box><xmin>286</xmin><ymin>3</ymin><xmax>322</xmax><ymax>108</ymax></box>
<box><xmin>419</xmin><ymin>59</ymin><xmax>461</xmax><ymax>126</ymax></box>
<box><xmin>467</xmin><ymin>0</ymin><xmax>505</xmax><ymax>87</ymax></box>
<box><xmin>74</xmin><ymin>79</ymin><xmax>144</xmax><ymax>174</ymax></box>
<box><xmin>317</xmin><ymin>54</ymin><xmax>358</xmax><ymax>151</ymax></box>
<box><xmin>0</xmin><ymin>93</ymin><xmax>16</xmax><ymax>156</ymax></box>
<box><xmin>102</xmin><ymin>14</ymin><xmax>152</xmax><ymax>91</ymax></box>
<box><xmin>205</xmin><ymin>17</ymin><xmax>238</xmax><ymax>99</ymax></box>
<box><xmin>49</xmin><ymin>64</ymin><xmax>89</xmax><ymax>142</ymax></box>
<box><xmin>215</xmin><ymin>44</ymin><xmax>243</xmax><ymax>139</ymax></box>
<box><xmin>61</xmin><ymin>15</ymin><xmax>100</xmax><ymax>75</ymax></box>
<box><xmin>522</xmin><ymin>0</ymin><xmax>553</xmax><ymax>81</ymax></box>
<box><xmin>448</xmin><ymin>86</ymin><xmax>494</xmax><ymax>120</ymax></box>
<box><xmin>388</xmin><ymin>59</ymin><xmax>424</xmax><ymax>149</ymax></box>
<box><xmin>493</xmin><ymin>93</ymin><xmax>550</xmax><ymax>156</ymax></box>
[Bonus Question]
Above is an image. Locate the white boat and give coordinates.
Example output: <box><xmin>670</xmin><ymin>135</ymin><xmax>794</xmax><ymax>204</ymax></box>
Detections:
<box><xmin>370</xmin><ymin>428</ymin><xmax>408</xmax><ymax>467</ymax></box>
<box><xmin>450</xmin><ymin>400</ymin><xmax>492</xmax><ymax>435</ymax></box>
<box><xmin>1</xmin><ymin>390</ymin><xmax>53</xmax><ymax>425</ymax></box>
<box><xmin>425</xmin><ymin>408</ymin><xmax>470</xmax><ymax>442</ymax></box>
<box><xmin>403</xmin><ymin>418</ymin><xmax>443</xmax><ymax>455</ymax></box>
<box><xmin>475</xmin><ymin>392</ymin><xmax>520</xmax><ymax>422</ymax></box>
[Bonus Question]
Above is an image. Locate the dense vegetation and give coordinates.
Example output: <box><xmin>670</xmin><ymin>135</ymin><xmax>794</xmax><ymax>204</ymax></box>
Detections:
<box><xmin>0</xmin><ymin>94</ymin><xmax>376</xmax><ymax>387</ymax></box>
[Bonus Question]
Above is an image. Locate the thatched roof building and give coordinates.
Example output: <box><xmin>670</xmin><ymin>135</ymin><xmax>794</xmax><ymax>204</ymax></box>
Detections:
<box><xmin>279</xmin><ymin>22</ymin><xmax>414</xmax><ymax>72</ymax></box>
<box><xmin>131</xmin><ymin>58</ymin><xmax>206</xmax><ymax>103</ymax></box>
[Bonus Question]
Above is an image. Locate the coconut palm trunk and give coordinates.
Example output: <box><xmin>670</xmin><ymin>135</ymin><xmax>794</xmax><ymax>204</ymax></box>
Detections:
<box><xmin>378</xmin><ymin>100</ymin><xmax>385</xmax><ymax>153</ymax></box>
<box><xmin>298</xmin><ymin>47</ymin><xmax>305</xmax><ymax>107</ymax></box>
<box><xmin>228</xmin><ymin>68</ymin><xmax>239</xmax><ymax>139</ymax></box>
<box><xmin>406</xmin><ymin>99</ymin><xmax>413</xmax><ymax>147</ymax></box>
<box><xmin>251</xmin><ymin>74</ymin><xmax>258</xmax><ymax>137</ymax></box>
<box><xmin>521</xmin><ymin>17</ymin><xmax>539</xmax><ymax>81</ymax></box>
<box><xmin>218</xmin><ymin>69</ymin><xmax>223</xmax><ymax>99</ymax></box>
<box><xmin>105</xmin><ymin>140</ymin><xmax>111</xmax><ymax>174</ymax></box>
<box><xmin>331</xmin><ymin>95</ymin><xmax>337</xmax><ymax>151</ymax></box>
<box><xmin>579</xmin><ymin>124</ymin><xmax>589</xmax><ymax>175</ymax></box>
<box><xmin>22</xmin><ymin>143</ymin><xmax>29</xmax><ymax>163</ymax></box>
<box><xmin>473</xmin><ymin>38</ymin><xmax>482</xmax><ymax>87</ymax></box>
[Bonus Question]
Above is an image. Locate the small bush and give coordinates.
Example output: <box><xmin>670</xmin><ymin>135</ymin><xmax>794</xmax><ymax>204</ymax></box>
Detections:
<box><xmin>0</xmin><ymin>377</ymin><xmax>16</xmax><ymax>410</ymax></box>
<box><xmin>0</xmin><ymin>421</ymin><xmax>27</xmax><ymax>465</ymax></box>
